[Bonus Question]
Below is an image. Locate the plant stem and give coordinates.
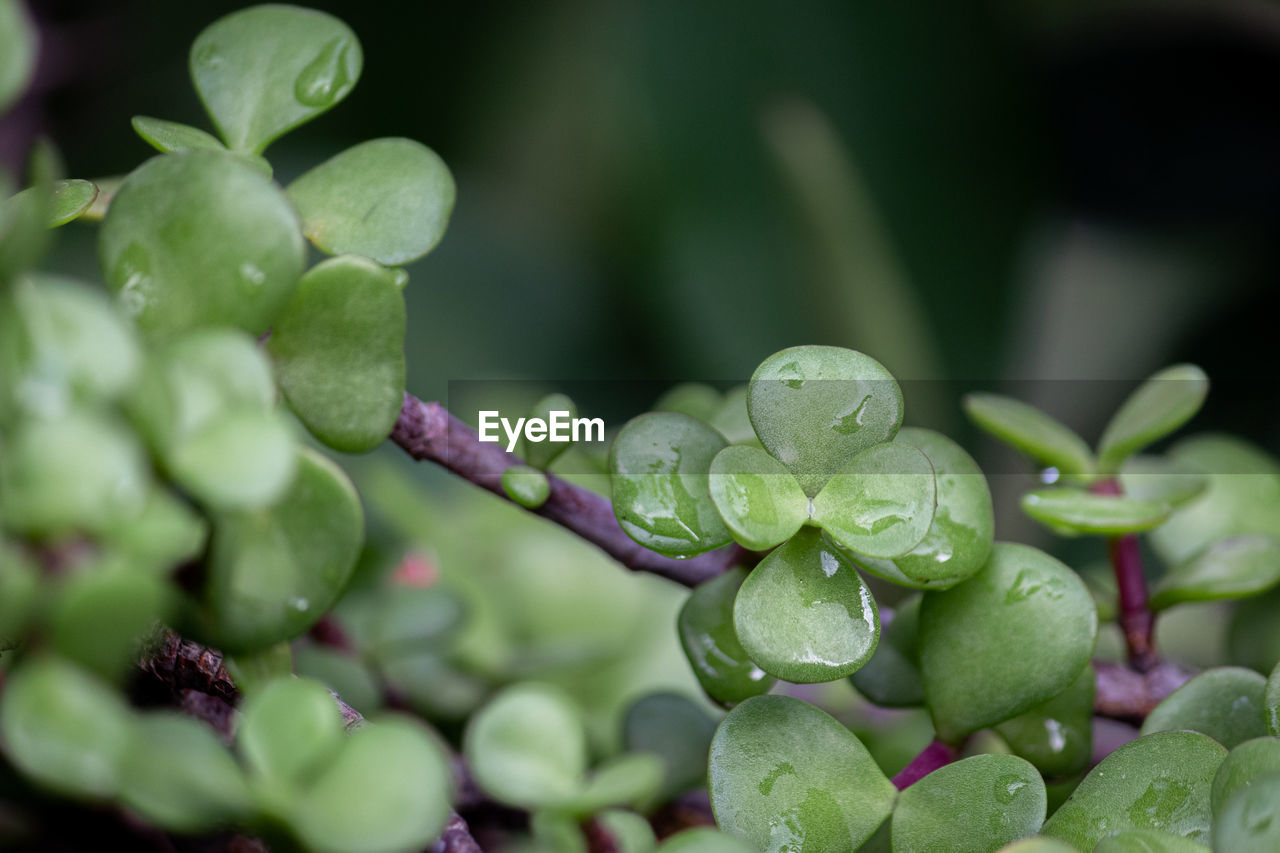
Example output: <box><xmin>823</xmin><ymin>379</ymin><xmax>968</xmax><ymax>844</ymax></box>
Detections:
<box><xmin>891</xmin><ymin>739</ymin><xmax>961</xmax><ymax>789</ymax></box>
<box><xmin>1092</xmin><ymin>478</ymin><xmax>1158</xmax><ymax>672</ymax></box>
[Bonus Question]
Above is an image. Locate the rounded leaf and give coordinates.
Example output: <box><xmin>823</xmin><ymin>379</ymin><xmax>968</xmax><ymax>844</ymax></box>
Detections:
<box><xmin>99</xmin><ymin>151</ymin><xmax>305</xmax><ymax>340</ymax></box>
<box><xmin>238</xmin><ymin>677</ymin><xmax>345</xmax><ymax>793</ymax></box>
<box><xmin>1268</xmin><ymin>661</ymin><xmax>1280</xmax><ymax>736</ymax></box>
<box><xmin>169</xmin><ymin>408</ymin><xmax>297</xmax><ymax>510</ymax></box>
<box><xmin>131</xmin><ymin>116</ymin><xmax>226</xmax><ymax>155</ymax></box>
<box><xmin>1118</xmin><ymin>455</ymin><xmax>1208</xmax><ymax>508</ymax></box>
<box><xmin>190</xmin><ymin>5</ymin><xmax>362</xmax><ymax>153</ymax></box>
<box><xmin>623</xmin><ymin>693</ymin><xmax>717</xmax><ymax>800</ymax></box>
<box><xmin>734</xmin><ymin>527</ymin><xmax>880</xmax><ymax>683</ymax></box>
<box><xmin>1140</xmin><ymin>667</ymin><xmax>1267</xmax><ymax>749</ymax></box>
<box><xmin>1098</xmin><ymin>364</ymin><xmax>1209</xmax><ymax>474</ymax></box>
<box><xmin>919</xmin><ymin>543</ymin><xmax>1097</xmax><ymax>741</ymax></box>
<box><xmin>748</xmin><ymin>345</ymin><xmax>903</xmax><ymax>496</ymax></box>
<box><xmin>502</xmin><ymin>464</ymin><xmax>551</xmax><ymax>509</ymax></box>
<box><xmin>463</xmin><ymin>682</ymin><xmax>587</xmax><ymax>810</ymax></box>
<box><xmin>609</xmin><ymin>412</ymin><xmax>731</xmax><ymax>557</ymax></box>
<box><xmin>963</xmin><ymin>393</ymin><xmax>1095</xmax><ymax>478</ymax></box>
<box><xmin>1095</xmin><ymin>830</ymin><xmax>1210</xmax><ymax>852</ymax></box>
<box><xmin>708</xmin><ymin>695</ymin><xmax>896</xmax><ymax>853</ymax></box>
<box><xmin>46</xmin><ymin>180</ymin><xmax>98</xmax><ymax>227</ymax></box>
<box><xmin>596</xmin><ymin>810</ymin><xmax>658</xmax><ymax>853</ymax></box>
<box><xmin>849</xmin><ymin>594</ymin><xmax>924</xmax><ymax>707</ymax></box>
<box><xmin>995</xmin><ymin>664</ymin><xmax>1095</xmax><ymax>778</ymax></box>
<box><xmin>658</xmin><ymin>828</ymin><xmax>755</xmax><ymax>853</ymax></box>
<box><xmin>1150</xmin><ymin>535</ymin><xmax>1280</xmax><ymax>611</ymax></box>
<box><xmin>1211</xmin><ymin>771</ymin><xmax>1280</xmax><ymax>853</ymax></box>
<box><xmin>0</xmin><ymin>0</ymin><xmax>36</xmax><ymax>115</ymax></box>
<box><xmin>520</xmin><ymin>393</ymin><xmax>580</xmax><ymax>469</ymax></box>
<box><xmin>288</xmin><ymin>137</ymin><xmax>455</xmax><ymax>266</ymax></box>
<box><xmin>50</xmin><ymin>568</ymin><xmax>169</xmax><ymax>682</ymax></box>
<box><xmin>1021</xmin><ymin>488</ymin><xmax>1170</xmax><ymax>536</ymax></box>
<box><xmin>709</xmin><ymin>445</ymin><xmax>808</xmax><ymax>550</ymax></box>
<box><xmin>678</xmin><ymin>567</ymin><xmax>776</xmax><ymax>706</ymax></box>
<box><xmin>812</xmin><ymin>442</ymin><xmax>936</xmax><ymax>559</ymax></box>
<box><xmin>1211</xmin><ymin>737</ymin><xmax>1280</xmax><ymax>815</ymax></box>
<box><xmin>1041</xmin><ymin>731</ymin><xmax>1225</xmax><ymax>849</ymax></box>
<box><xmin>268</xmin><ymin>255</ymin><xmax>406</xmax><ymax>453</ymax></box>
<box><xmin>562</xmin><ymin>753</ymin><xmax>665</xmax><ymax>816</ymax></box>
<box><xmin>891</xmin><ymin>754</ymin><xmax>1046</xmax><ymax>853</ymax></box>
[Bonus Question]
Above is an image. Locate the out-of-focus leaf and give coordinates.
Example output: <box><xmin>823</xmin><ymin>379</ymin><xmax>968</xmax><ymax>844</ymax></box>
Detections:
<box><xmin>1097</xmin><ymin>364</ymin><xmax>1209</xmax><ymax>474</ymax></box>
<box><xmin>963</xmin><ymin>393</ymin><xmax>1094</xmax><ymax>478</ymax></box>
<box><xmin>1151</xmin><ymin>536</ymin><xmax>1280</xmax><ymax>611</ymax></box>
<box><xmin>1021</xmin><ymin>488</ymin><xmax>1170</xmax><ymax>536</ymax></box>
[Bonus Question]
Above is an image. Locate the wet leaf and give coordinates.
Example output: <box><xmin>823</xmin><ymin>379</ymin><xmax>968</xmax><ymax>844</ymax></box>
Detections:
<box><xmin>1211</xmin><ymin>771</ymin><xmax>1280</xmax><ymax>853</ymax></box>
<box><xmin>708</xmin><ymin>695</ymin><xmax>896</xmax><ymax>853</ymax></box>
<box><xmin>288</xmin><ymin>137</ymin><xmax>455</xmax><ymax>266</ymax></box>
<box><xmin>1097</xmin><ymin>365</ymin><xmax>1209</xmax><ymax>474</ymax></box>
<box><xmin>1150</xmin><ymin>535</ymin><xmax>1280</xmax><ymax>611</ymax></box>
<box><xmin>1021</xmin><ymin>488</ymin><xmax>1170</xmax><ymax>536</ymax></box>
<box><xmin>190</xmin><ymin>5</ymin><xmax>362</xmax><ymax>154</ymax></box>
<box><xmin>1211</xmin><ymin>737</ymin><xmax>1280</xmax><ymax>815</ymax></box>
<box><xmin>919</xmin><ymin>543</ymin><xmax>1097</xmax><ymax>741</ymax></box>
<box><xmin>849</xmin><ymin>594</ymin><xmax>924</xmax><ymax>708</ymax></box>
<box><xmin>995</xmin><ymin>664</ymin><xmax>1095</xmax><ymax>778</ymax></box>
<box><xmin>1140</xmin><ymin>667</ymin><xmax>1267</xmax><ymax>749</ymax></box>
<box><xmin>1094</xmin><ymin>829</ymin><xmax>1210</xmax><ymax>852</ymax></box>
<box><xmin>678</xmin><ymin>567</ymin><xmax>776</xmax><ymax>705</ymax></box>
<box><xmin>733</xmin><ymin>528</ymin><xmax>880</xmax><ymax>683</ymax></box>
<box><xmin>812</xmin><ymin>442</ymin><xmax>935</xmax><ymax>558</ymax></box>
<box><xmin>610</xmin><ymin>412</ymin><xmax>731</xmax><ymax>558</ymax></box>
<box><xmin>708</xmin><ymin>445</ymin><xmax>808</xmax><ymax>550</ymax></box>
<box><xmin>502</xmin><ymin>465</ymin><xmax>551</xmax><ymax>508</ymax></box>
<box><xmin>963</xmin><ymin>393</ymin><xmax>1094</xmax><ymax>478</ymax></box>
<box><xmin>748</xmin><ymin>345</ymin><xmax>902</xmax><ymax>496</ymax></box>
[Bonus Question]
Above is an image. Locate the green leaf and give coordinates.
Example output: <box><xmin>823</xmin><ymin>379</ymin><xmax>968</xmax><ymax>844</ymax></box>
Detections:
<box><xmin>169</xmin><ymin>408</ymin><xmax>297</xmax><ymax>510</ymax></box>
<box><xmin>0</xmin><ymin>0</ymin><xmax>36</xmax><ymax>115</ymax></box>
<box><xmin>292</xmin><ymin>646</ymin><xmax>383</xmax><ymax>714</ymax></box>
<box><xmin>597</xmin><ymin>810</ymin><xmax>658</xmax><ymax>853</ymax></box>
<box><xmin>708</xmin><ymin>445</ymin><xmax>808</xmax><ymax>550</ymax></box>
<box><xmin>463</xmin><ymin>683</ymin><xmax>588</xmax><ymax>810</ymax></box>
<box><xmin>531</xmin><ymin>810</ymin><xmax>588</xmax><ymax>853</ymax></box>
<box><xmin>268</xmin><ymin>255</ymin><xmax>406</xmax><ymax>453</ymax></box>
<box><xmin>1117</xmin><ymin>455</ymin><xmax>1208</xmax><ymax>508</ymax></box>
<box><xmin>100</xmin><ymin>487</ymin><xmax>208</xmax><ymax>574</ymax></box>
<box><xmin>708</xmin><ymin>695</ymin><xmax>896</xmax><ymax>853</ymax></box>
<box><xmin>1094</xmin><ymin>829</ymin><xmax>1210</xmax><ymax>853</ymax></box>
<box><xmin>502</xmin><ymin>465</ymin><xmax>551</xmax><ymax>508</ymax></box>
<box><xmin>1041</xmin><ymin>731</ymin><xmax>1225</xmax><ymax>849</ymax></box>
<box><xmin>1097</xmin><ymin>364</ymin><xmax>1209</xmax><ymax>474</ymax></box>
<box><xmin>919</xmin><ymin>542</ymin><xmax>1097</xmax><ymax>741</ymax></box>
<box><xmin>288</xmin><ymin>717</ymin><xmax>451</xmax><ymax>853</ymax></box>
<box><xmin>1140</xmin><ymin>667</ymin><xmax>1267</xmax><ymax>749</ymax></box>
<box><xmin>1021</xmin><ymin>488</ymin><xmax>1171</xmax><ymax>536</ymax></box>
<box><xmin>995</xmin><ymin>664</ymin><xmax>1095</xmax><ymax>778</ymax></box>
<box><xmin>1150</xmin><ymin>436</ymin><xmax>1280</xmax><ymax>567</ymax></box>
<box><xmin>891</xmin><ymin>754</ymin><xmax>1046</xmax><ymax>853</ymax></box>
<box><xmin>677</xmin><ymin>567</ymin><xmax>777</xmax><ymax>706</ymax></box>
<box><xmin>1231</xmin><ymin>589</ymin><xmax>1280</xmax><ymax>676</ymax></box>
<box><xmin>224</xmin><ymin>644</ymin><xmax>294</xmax><ymax>698</ymax></box>
<box><xmin>658</xmin><ymin>828</ymin><xmax>755</xmax><ymax>853</ymax></box>
<box><xmin>99</xmin><ymin>151</ymin><xmax>305</xmax><ymax>341</ymax></box>
<box><xmin>0</xmin><ymin>543</ymin><xmax>39</xmax><ymax>647</ymax></box>
<box><xmin>119</xmin><ymin>712</ymin><xmax>254</xmax><ymax>833</ymax></box>
<box><xmin>520</xmin><ymin>393</ymin><xmax>580</xmax><ymax>469</ymax></box>
<box><xmin>46</xmin><ymin>180</ymin><xmax>97</xmax><ymax>227</ymax></box>
<box><xmin>562</xmin><ymin>753</ymin><xmax>665</xmax><ymax>816</ymax></box>
<box><xmin>1150</xmin><ymin>535</ymin><xmax>1280</xmax><ymax>611</ymax></box>
<box><xmin>131</xmin><ymin>116</ymin><xmax>226</xmax><ymax>154</ymax></box>
<box><xmin>1269</xmin><ymin>661</ymin><xmax>1280</xmax><ymax>736</ymax></box>
<box><xmin>190</xmin><ymin>5</ymin><xmax>362</xmax><ymax>154</ymax></box>
<box><xmin>994</xmin><ymin>841</ymin><xmax>1078</xmax><ymax>853</ymax></box>
<box><xmin>963</xmin><ymin>393</ymin><xmax>1095</xmax><ymax>478</ymax></box>
<box><xmin>623</xmin><ymin>693</ymin><xmax>717</xmax><ymax>801</ymax></box>
<box><xmin>655</xmin><ymin>383</ymin><xmax>723</xmax><ymax>421</ymax></box>
<box><xmin>748</xmin><ymin>345</ymin><xmax>903</xmax><ymax>496</ymax></box>
<box><xmin>238</xmin><ymin>677</ymin><xmax>345</xmax><ymax>796</ymax></box>
<box><xmin>50</xmin><ymin>567</ymin><xmax>169</xmax><ymax>682</ymax></box>
<box><xmin>288</xmin><ymin>137</ymin><xmax>455</xmax><ymax>266</ymax></box>
<box><xmin>852</xmin><ymin>428</ymin><xmax>993</xmax><ymax>586</ymax></box>
<box><xmin>609</xmin><ymin>412</ymin><xmax>731</xmax><ymax>558</ymax></box>
<box><xmin>1211</xmin><ymin>737</ymin><xmax>1280</xmax><ymax>815</ymax></box>
<box><xmin>0</xmin><ymin>656</ymin><xmax>133</xmax><ymax>799</ymax></box>
<box><xmin>849</xmin><ymin>594</ymin><xmax>924</xmax><ymax>707</ymax></box>
<box><xmin>1211</xmin><ymin>771</ymin><xmax>1280</xmax><ymax>853</ymax></box>
<box><xmin>733</xmin><ymin>527</ymin><xmax>880</xmax><ymax>683</ymax></box>
<box><xmin>196</xmin><ymin>448</ymin><xmax>363</xmax><ymax>653</ymax></box>
<box><xmin>812</xmin><ymin>442</ymin><xmax>936</xmax><ymax>558</ymax></box>
<box><xmin>0</xmin><ymin>143</ymin><xmax>55</xmax><ymax>280</ymax></box>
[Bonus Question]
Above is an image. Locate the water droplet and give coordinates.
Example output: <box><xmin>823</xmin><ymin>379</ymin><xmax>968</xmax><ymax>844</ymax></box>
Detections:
<box><xmin>831</xmin><ymin>394</ymin><xmax>871</xmax><ymax>435</ymax></box>
<box><xmin>238</xmin><ymin>261</ymin><xmax>266</xmax><ymax>293</ymax></box>
<box><xmin>195</xmin><ymin>43</ymin><xmax>223</xmax><ymax>69</ymax></box>
<box><xmin>290</xmin><ymin>597</ymin><xmax>310</xmax><ymax>612</ymax></box>
<box><xmin>777</xmin><ymin>361</ymin><xmax>804</xmax><ymax>390</ymax></box>
<box><xmin>294</xmin><ymin>37</ymin><xmax>354</xmax><ymax>108</ymax></box>
<box><xmin>758</xmin><ymin>761</ymin><xmax>796</xmax><ymax>796</ymax></box>
<box><xmin>994</xmin><ymin>774</ymin><xmax>1027</xmax><ymax>804</ymax></box>
<box><xmin>1040</xmin><ymin>466</ymin><xmax>1061</xmax><ymax>485</ymax></box>
<box><xmin>1044</xmin><ymin>718</ymin><xmax>1067</xmax><ymax>753</ymax></box>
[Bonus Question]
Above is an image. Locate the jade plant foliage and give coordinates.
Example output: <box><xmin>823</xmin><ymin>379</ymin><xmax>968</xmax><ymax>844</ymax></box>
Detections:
<box><xmin>6</xmin><ymin>2</ymin><xmax>1280</xmax><ymax>852</ymax></box>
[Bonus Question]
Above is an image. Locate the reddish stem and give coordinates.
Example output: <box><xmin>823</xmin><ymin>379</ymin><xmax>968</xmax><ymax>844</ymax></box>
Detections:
<box><xmin>892</xmin><ymin>739</ymin><xmax>961</xmax><ymax>789</ymax></box>
<box><xmin>1092</xmin><ymin>479</ymin><xmax>1157</xmax><ymax>672</ymax></box>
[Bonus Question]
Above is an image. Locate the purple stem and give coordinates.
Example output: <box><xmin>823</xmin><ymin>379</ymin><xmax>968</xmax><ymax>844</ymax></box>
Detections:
<box><xmin>1092</xmin><ymin>479</ymin><xmax>1157</xmax><ymax>672</ymax></box>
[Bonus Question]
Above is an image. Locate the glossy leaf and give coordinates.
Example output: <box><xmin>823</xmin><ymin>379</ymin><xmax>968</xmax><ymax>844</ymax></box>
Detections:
<box><xmin>463</xmin><ymin>683</ymin><xmax>587</xmax><ymax>810</ymax></box>
<box><xmin>1140</xmin><ymin>667</ymin><xmax>1267</xmax><ymax>749</ymax></box>
<box><xmin>119</xmin><ymin>712</ymin><xmax>254</xmax><ymax>833</ymax></box>
<box><xmin>995</xmin><ymin>664</ymin><xmax>1095</xmax><ymax>778</ymax></box>
<box><xmin>708</xmin><ymin>445</ymin><xmax>808</xmax><ymax>550</ymax></box>
<box><xmin>919</xmin><ymin>542</ymin><xmax>1097</xmax><ymax>741</ymax></box>
<box><xmin>623</xmin><ymin>693</ymin><xmax>718</xmax><ymax>801</ymax></box>
<box><xmin>963</xmin><ymin>393</ymin><xmax>1095</xmax><ymax>478</ymax></box>
<box><xmin>196</xmin><ymin>448</ymin><xmax>363</xmax><ymax>653</ymax></box>
<box><xmin>268</xmin><ymin>255</ymin><xmax>405</xmax><ymax>453</ymax></box>
<box><xmin>609</xmin><ymin>412</ymin><xmax>731</xmax><ymax>557</ymax></box>
<box><xmin>891</xmin><ymin>754</ymin><xmax>1046</xmax><ymax>853</ymax></box>
<box><xmin>812</xmin><ymin>442</ymin><xmax>936</xmax><ymax>558</ymax></box>
<box><xmin>502</xmin><ymin>464</ymin><xmax>551</xmax><ymax>508</ymax></box>
<box><xmin>131</xmin><ymin>116</ymin><xmax>225</xmax><ymax>155</ymax></box>
<box><xmin>238</xmin><ymin>677</ymin><xmax>344</xmax><ymax>793</ymax></box>
<box><xmin>1021</xmin><ymin>488</ymin><xmax>1170</xmax><ymax>536</ymax></box>
<box><xmin>1118</xmin><ymin>455</ymin><xmax>1208</xmax><ymax>508</ymax></box>
<box><xmin>1150</xmin><ymin>436</ymin><xmax>1280</xmax><ymax>566</ymax></box>
<box><xmin>849</xmin><ymin>594</ymin><xmax>924</xmax><ymax>707</ymax></box>
<box><xmin>0</xmin><ymin>0</ymin><xmax>35</xmax><ymax>115</ymax></box>
<box><xmin>99</xmin><ymin>151</ymin><xmax>305</xmax><ymax>340</ymax></box>
<box><xmin>708</xmin><ymin>695</ymin><xmax>896</xmax><ymax>853</ymax></box>
<box><xmin>854</xmin><ymin>428</ymin><xmax>993</xmax><ymax>585</ymax></box>
<box><xmin>1211</xmin><ymin>771</ymin><xmax>1280</xmax><ymax>853</ymax></box>
<box><xmin>190</xmin><ymin>5</ymin><xmax>362</xmax><ymax>154</ymax></box>
<box><xmin>289</xmin><ymin>717</ymin><xmax>451</xmax><ymax>853</ymax></box>
<box><xmin>1150</xmin><ymin>535</ymin><xmax>1280</xmax><ymax>611</ymax></box>
<box><xmin>748</xmin><ymin>345</ymin><xmax>903</xmax><ymax>496</ymax></box>
<box><xmin>677</xmin><ymin>567</ymin><xmax>776</xmax><ymax>705</ymax></box>
<box><xmin>1097</xmin><ymin>364</ymin><xmax>1209</xmax><ymax>474</ymax></box>
<box><xmin>1041</xmin><ymin>731</ymin><xmax>1225</xmax><ymax>849</ymax></box>
<box><xmin>288</xmin><ymin>137</ymin><xmax>455</xmax><ymax>266</ymax></box>
<box><xmin>734</xmin><ymin>528</ymin><xmax>880</xmax><ymax>683</ymax></box>
<box><xmin>1094</xmin><ymin>829</ymin><xmax>1210</xmax><ymax>852</ymax></box>
<box><xmin>46</xmin><ymin>180</ymin><xmax>97</xmax><ymax>227</ymax></box>
<box><xmin>1211</xmin><ymin>737</ymin><xmax>1280</xmax><ymax>815</ymax></box>
<box><xmin>0</xmin><ymin>656</ymin><xmax>133</xmax><ymax>799</ymax></box>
